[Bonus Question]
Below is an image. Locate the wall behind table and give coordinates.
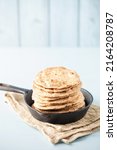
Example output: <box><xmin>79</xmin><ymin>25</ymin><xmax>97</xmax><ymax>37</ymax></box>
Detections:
<box><xmin>0</xmin><ymin>0</ymin><xmax>100</xmax><ymax>47</ymax></box>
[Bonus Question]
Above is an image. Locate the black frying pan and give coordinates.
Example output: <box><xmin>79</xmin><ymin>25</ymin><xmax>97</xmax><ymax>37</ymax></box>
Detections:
<box><xmin>0</xmin><ymin>83</ymin><xmax>93</xmax><ymax>124</ymax></box>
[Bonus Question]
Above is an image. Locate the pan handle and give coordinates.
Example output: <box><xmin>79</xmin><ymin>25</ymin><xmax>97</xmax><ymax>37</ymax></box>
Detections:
<box><xmin>0</xmin><ymin>83</ymin><xmax>29</xmax><ymax>94</ymax></box>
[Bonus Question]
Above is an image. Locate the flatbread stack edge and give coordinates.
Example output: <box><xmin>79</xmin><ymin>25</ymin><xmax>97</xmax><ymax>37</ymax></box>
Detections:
<box><xmin>32</xmin><ymin>67</ymin><xmax>85</xmax><ymax>113</ymax></box>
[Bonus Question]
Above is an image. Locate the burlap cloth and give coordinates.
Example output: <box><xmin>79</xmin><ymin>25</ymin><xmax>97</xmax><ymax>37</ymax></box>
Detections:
<box><xmin>4</xmin><ymin>92</ymin><xmax>100</xmax><ymax>144</ymax></box>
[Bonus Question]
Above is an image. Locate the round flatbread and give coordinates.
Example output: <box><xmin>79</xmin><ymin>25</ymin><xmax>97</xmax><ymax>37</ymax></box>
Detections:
<box><xmin>32</xmin><ymin>87</ymin><xmax>80</xmax><ymax>99</ymax></box>
<box><xmin>32</xmin><ymin>101</ymin><xmax>85</xmax><ymax>114</ymax></box>
<box><xmin>33</xmin><ymin>92</ymin><xmax>85</xmax><ymax>111</ymax></box>
<box><xmin>33</xmin><ymin>67</ymin><xmax>81</xmax><ymax>89</ymax></box>
<box><xmin>33</xmin><ymin>94</ymin><xmax>79</xmax><ymax>105</ymax></box>
<box><xmin>33</xmin><ymin>83</ymin><xmax>81</xmax><ymax>93</ymax></box>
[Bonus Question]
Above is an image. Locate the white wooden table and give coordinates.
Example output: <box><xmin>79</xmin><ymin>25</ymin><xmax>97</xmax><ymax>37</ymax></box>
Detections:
<box><xmin>0</xmin><ymin>48</ymin><xmax>99</xmax><ymax>150</ymax></box>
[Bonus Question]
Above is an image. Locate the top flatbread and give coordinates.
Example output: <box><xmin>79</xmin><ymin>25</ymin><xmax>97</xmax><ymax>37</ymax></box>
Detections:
<box><xmin>33</xmin><ymin>67</ymin><xmax>80</xmax><ymax>89</ymax></box>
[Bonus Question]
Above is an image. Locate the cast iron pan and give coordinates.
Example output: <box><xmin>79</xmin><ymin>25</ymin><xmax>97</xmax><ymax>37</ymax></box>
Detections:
<box><xmin>0</xmin><ymin>83</ymin><xmax>93</xmax><ymax>124</ymax></box>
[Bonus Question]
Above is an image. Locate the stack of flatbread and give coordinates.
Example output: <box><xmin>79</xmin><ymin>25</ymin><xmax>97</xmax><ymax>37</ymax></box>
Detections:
<box><xmin>32</xmin><ymin>67</ymin><xmax>85</xmax><ymax>113</ymax></box>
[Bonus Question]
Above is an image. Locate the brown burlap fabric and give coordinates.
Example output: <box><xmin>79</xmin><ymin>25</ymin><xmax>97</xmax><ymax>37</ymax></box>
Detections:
<box><xmin>4</xmin><ymin>92</ymin><xmax>100</xmax><ymax>144</ymax></box>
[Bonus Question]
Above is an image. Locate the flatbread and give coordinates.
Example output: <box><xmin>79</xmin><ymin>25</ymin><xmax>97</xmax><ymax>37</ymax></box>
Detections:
<box><xmin>33</xmin><ymin>67</ymin><xmax>80</xmax><ymax>89</ymax></box>
<box><xmin>33</xmin><ymin>94</ymin><xmax>79</xmax><ymax>105</ymax></box>
<box><xmin>33</xmin><ymin>82</ymin><xmax>82</xmax><ymax>93</ymax></box>
<box><xmin>33</xmin><ymin>92</ymin><xmax>84</xmax><ymax>106</ymax></box>
<box><xmin>32</xmin><ymin>89</ymin><xmax>79</xmax><ymax>100</ymax></box>
<box><xmin>32</xmin><ymin>101</ymin><xmax>85</xmax><ymax>114</ymax></box>
<box><xmin>33</xmin><ymin>92</ymin><xmax>85</xmax><ymax>111</ymax></box>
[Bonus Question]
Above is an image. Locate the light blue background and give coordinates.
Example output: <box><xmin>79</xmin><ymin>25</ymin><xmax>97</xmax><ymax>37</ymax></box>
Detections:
<box><xmin>0</xmin><ymin>0</ymin><xmax>99</xmax><ymax>47</ymax></box>
<box><xmin>0</xmin><ymin>48</ymin><xmax>99</xmax><ymax>150</ymax></box>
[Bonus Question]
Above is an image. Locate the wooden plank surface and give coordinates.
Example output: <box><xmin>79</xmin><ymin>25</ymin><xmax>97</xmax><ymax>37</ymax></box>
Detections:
<box><xmin>0</xmin><ymin>0</ymin><xmax>18</xmax><ymax>46</ymax></box>
<box><xmin>0</xmin><ymin>0</ymin><xmax>100</xmax><ymax>47</ymax></box>
<box><xmin>19</xmin><ymin>0</ymin><xmax>49</xmax><ymax>47</ymax></box>
<box><xmin>80</xmin><ymin>0</ymin><xmax>100</xmax><ymax>47</ymax></box>
<box><xmin>50</xmin><ymin>0</ymin><xmax>79</xmax><ymax>47</ymax></box>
